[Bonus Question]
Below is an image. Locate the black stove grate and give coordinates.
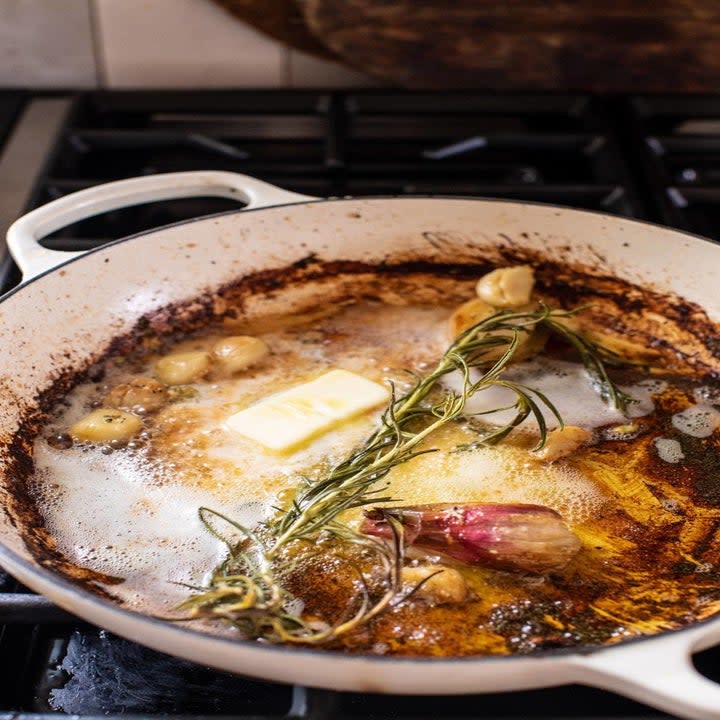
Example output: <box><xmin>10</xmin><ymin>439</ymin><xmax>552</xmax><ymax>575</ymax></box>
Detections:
<box><xmin>0</xmin><ymin>91</ymin><xmax>644</xmax><ymax>290</ymax></box>
<box><xmin>627</xmin><ymin>95</ymin><xmax>720</xmax><ymax>240</ymax></box>
<box><xmin>1</xmin><ymin>91</ymin><xmax>719</xmax><ymax>719</ymax></box>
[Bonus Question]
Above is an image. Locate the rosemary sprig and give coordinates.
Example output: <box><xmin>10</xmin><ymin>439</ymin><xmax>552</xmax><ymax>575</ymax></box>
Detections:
<box><xmin>178</xmin><ymin>305</ymin><xmax>634</xmax><ymax>643</ymax></box>
<box><xmin>542</xmin><ymin>313</ymin><xmax>638</xmax><ymax>413</ymax></box>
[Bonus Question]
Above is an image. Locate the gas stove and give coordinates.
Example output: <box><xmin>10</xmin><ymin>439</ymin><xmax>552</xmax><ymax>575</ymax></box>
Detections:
<box><xmin>0</xmin><ymin>90</ymin><xmax>719</xmax><ymax>719</ymax></box>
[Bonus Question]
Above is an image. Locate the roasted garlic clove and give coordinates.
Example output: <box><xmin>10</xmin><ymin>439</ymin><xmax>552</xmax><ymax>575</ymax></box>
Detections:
<box><xmin>362</xmin><ymin>503</ymin><xmax>581</xmax><ymax>574</ymax></box>
<box><xmin>103</xmin><ymin>376</ymin><xmax>167</xmax><ymax>413</ymax></box>
<box><xmin>211</xmin><ymin>336</ymin><xmax>269</xmax><ymax>374</ymax></box>
<box><xmin>155</xmin><ymin>351</ymin><xmax>211</xmax><ymax>385</ymax></box>
<box><xmin>476</xmin><ymin>265</ymin><xmax>535</xmax><ymax>308</ymax></box>
<box><xmin>448</xmin><ymin>297</ymin><xmax>548</xmax><ymax>362</ymax></box>
<box><xmin>69</xmin><ymin>408</ymin><xmax>143</xmax><ymax>443</ymax></box>
<box><xmin>401</xmin><ymin>565</ymin><xmax>468</xmax><ymax>605</ymax></box>
<box><xmin>533</xmin><ymin>425</ymin><xmax>593</xmax><ymax>462</ymax></box>
<box><xmin>448</xmin><ymin>297</ymin><xmax>496</xmax><ymax>339</ymax></box>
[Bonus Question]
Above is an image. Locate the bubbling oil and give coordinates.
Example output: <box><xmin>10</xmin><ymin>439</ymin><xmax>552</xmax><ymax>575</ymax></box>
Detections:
<box><xmin>374</xmin><ymin>424</ymin><xmax>608</xmax><ymax>526</ymax></box>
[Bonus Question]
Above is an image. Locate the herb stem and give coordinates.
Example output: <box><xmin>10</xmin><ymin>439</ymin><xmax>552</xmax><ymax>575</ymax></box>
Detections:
<box><xmin>267</xmin><ymin>399</ymin><xmax>462</xmax><ymax>557</ymax></box>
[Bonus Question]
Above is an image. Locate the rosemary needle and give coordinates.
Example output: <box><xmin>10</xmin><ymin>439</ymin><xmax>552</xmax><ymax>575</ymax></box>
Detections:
<box><xmin>178</xmin><ymin>304</ymin><xmax>634</xmax><ymax>643</ymax></box>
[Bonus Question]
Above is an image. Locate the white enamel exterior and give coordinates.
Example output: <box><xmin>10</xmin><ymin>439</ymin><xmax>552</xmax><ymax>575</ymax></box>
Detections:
<box><xmin>3</xmin><ymin>172</ymin><xmax>720</xmax><ymax>719</ymax></box>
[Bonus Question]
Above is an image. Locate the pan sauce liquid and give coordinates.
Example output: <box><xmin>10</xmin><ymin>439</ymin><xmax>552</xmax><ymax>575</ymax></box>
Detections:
<box><xmin>30</xmin><ymin>298</ymin><xmax>720</xmax><ymax>655</ymax></box>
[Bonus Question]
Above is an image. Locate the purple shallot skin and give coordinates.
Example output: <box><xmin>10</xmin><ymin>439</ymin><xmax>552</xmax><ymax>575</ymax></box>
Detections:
<box><xmin>361</xmin><ymin>503</ymin><xmax>581</xmax><ymax>574</ymax></box>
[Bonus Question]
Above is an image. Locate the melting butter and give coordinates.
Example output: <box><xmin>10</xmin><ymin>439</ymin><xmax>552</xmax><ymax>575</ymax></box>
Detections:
<box><xmin>225</xmin><ymin>369</ymin><xmax>390</xmax><ymax>452</ymax></box>
<box><xmin>26</xmin><ymin>301</ymin><xmax>659</xmax><ymax>619</ymax></box>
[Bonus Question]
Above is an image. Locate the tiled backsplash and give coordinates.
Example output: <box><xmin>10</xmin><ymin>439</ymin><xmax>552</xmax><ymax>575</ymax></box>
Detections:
<box><xmin>0</xmin><ymin>0</ymin><xmax>376</xmax><ymax>88</ymax></box>
<box><xmin>0</xmin><ymin>0</ymin><xmax>97</xmax><ymax>87</ymax></box>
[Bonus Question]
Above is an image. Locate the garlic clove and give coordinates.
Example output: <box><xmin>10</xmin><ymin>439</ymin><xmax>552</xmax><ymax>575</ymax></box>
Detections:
<box><xmin>155</xmin><ymin>351</ymin><xmax>211</xmax><ymax>386</ymax></box>
<box><xmin>476</xmin><ymin>266</ymin><xmax>535</xmax><ymax>308</ymax></box>
<box><xmin>212</xmin><ymin>336</ymin><xmax>269</xmax><ymax>375</ymax></box>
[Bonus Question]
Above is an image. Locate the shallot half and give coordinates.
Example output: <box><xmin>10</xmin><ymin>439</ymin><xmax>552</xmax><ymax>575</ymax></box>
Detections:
<box><xmin>361</xmin><ymin>503</ymin><xmax>581</xmax><ymax>574</ymax></box>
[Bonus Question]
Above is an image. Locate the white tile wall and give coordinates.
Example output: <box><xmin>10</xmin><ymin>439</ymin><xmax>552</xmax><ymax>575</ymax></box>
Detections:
<box><xmin>93</xmin><ymin>0</ymin><xmax>285</xmax><ymax>87</ymax></box>
<box><xmin>0</xmin><ymin>0</ymin><xmax>97</xmax><ymax>88</ymax></box>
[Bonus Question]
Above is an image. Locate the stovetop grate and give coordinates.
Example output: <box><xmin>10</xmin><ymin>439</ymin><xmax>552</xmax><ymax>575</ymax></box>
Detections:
<box><xmin>1</xmin><ymin>91</ymin><xmax>644</xmax><ymax>289</ymax></box>
<box><xmin>626</xmin><ymin>95</ymin><xmax>720</xmax><ymax>240</ymax></box>
<box><xmin>1</xmin><ymin>90</ymin><xmax>719</xmax><ymax>719</ymax></box>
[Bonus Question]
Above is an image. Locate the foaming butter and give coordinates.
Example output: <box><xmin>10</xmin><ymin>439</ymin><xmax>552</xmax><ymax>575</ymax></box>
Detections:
<box><xmin>654</xmin><ymin>437</ymin><xmax>685</xmax><ymax>464</ymax></box>
<box><xmin>32</xmin><ymin>444</ymin><xmax>267</xmax><ymax>610</ymax></box>
<box><xmin>378</xmin><ymin>424</ymin><xmax>607</xmax><ymax>526</ymax></box>
<box><xmin>444</xmin><ymin>356</ymin><xmax>657</xmax><ymax>430</ymax></box>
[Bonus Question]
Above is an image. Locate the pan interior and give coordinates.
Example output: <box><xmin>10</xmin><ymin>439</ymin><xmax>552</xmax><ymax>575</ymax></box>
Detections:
<box><xmin>13</xmin><ymin>254</ymin><xmax>720</xmax><ymax>658</ymax></box>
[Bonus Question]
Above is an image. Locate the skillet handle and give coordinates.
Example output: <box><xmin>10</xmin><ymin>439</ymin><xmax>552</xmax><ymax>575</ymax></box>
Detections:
<box><xmin>7</xmin><ymin>171</ymin><xmax>316</xmax><ymax>282</ymax></box>
<box><xmin>569</xmin><ymin>627</ymin><xmax>720</xmax><ymax>719</ymax></box>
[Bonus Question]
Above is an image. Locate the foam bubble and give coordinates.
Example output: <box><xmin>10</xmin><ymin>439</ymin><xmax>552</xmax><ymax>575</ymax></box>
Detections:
<box><xmin>672</xmin><ymin>404</ymin><xmax>720</xmax><ymax>438</ymax></box>
<box><xmin>654</xmin><ymin>437</ymin><xmax>685</xmax><ymax>464</ymax></box>
<box><xmin>32</xmin><ymin>444</ymin><xmax>268</xmax><ymax>611</ymax></box>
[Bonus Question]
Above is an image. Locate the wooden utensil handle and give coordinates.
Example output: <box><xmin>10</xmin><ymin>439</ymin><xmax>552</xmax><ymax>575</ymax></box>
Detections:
<box><xmin>304</xmin><ymin>0</ymin><xmax>720</xmax><ymax>91</ymax></box>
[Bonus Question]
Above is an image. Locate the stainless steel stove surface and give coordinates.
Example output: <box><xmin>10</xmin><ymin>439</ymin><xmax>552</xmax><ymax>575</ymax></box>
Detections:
<box><xmin>0</xmin><ymin>90</ymin><xmax>719</xmax><ymax>719</ymax></box>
